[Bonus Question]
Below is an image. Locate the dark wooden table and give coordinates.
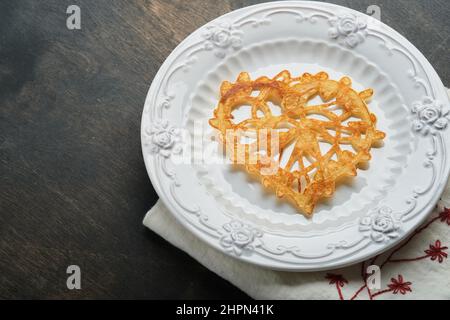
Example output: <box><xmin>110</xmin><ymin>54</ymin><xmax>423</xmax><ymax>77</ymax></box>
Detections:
<box><xmin>0</xmin><ymin>0</ymin><xmax>448</xmax><ymax>299</ymax></box>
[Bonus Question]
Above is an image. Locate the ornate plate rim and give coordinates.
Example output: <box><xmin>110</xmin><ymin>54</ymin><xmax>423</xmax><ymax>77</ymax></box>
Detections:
<box><xmin>141</xmin><ymin>1</ymin><xmax>450</xmax><ymax>271</ymax></box>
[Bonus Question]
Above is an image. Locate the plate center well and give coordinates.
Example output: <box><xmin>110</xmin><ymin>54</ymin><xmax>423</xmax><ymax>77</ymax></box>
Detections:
<box><xmin>188</xmin><ymin>38</ymin><xmax>412</xmax><ymax>229</ymax></box>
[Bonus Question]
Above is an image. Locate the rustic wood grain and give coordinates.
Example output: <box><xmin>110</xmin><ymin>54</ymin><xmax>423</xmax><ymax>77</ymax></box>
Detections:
<box><xmin>0</xmin><ymin>0</ymin><xmax>448</xmax><ymax>299</ymax></box>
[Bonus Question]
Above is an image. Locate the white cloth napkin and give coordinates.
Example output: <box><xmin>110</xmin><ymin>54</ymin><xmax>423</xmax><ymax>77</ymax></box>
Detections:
<box><xmin>143</xmin><ymin>89</ymin><xmax>450</xmax><ymax>300</ymax></box>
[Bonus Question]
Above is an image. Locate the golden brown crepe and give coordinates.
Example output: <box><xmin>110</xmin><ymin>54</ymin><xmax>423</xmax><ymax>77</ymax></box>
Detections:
<box><xmin>209</xmin><ymin>71</ymin><xmax>385</xmax><ymax>217</ymax></box>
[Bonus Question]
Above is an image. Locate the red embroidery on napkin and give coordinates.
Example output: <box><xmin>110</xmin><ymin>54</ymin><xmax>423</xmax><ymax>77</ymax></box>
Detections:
<box><xmin>425</xmin><ymin>240</ymin><xmax>448</xmax><ymax>263</ymax></box>
<box><xmin>388</xmin><ymin>240</ymin><xmax>448</xmax><ymax>263</ymax></box>
<box><xmin>325</xmin><ymin>274</ymin><xmax>348</xmax><ymax>300</ymax></box>
<box><xmin>386</xmin><ymin>275</ymin><xmax>412</xmax><ymax>295</ymax></box>
<box><xmin>326</xmin><ymin>207</ymin><xmax>449</xmax><ymax>300</ymax></box>
<box><xmin>439</xmin><ymin>207</ymin><xmax>450</xmax><ymax>225</ymax></box>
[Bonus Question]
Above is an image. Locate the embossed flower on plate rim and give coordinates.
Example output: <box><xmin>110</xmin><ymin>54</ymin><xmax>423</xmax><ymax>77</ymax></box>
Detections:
<box><xmin>360</xmin><ymin>206</ymin><xmax>401</xmax><ymax>242</ymax></box>
<box><xmin>328</xmin><ymin>13</ymin><xmax>368</xmax><ymax>48</ymax></box>
<box><xmin>411</xmin><ymin>96</ymin><xmax>449</xmax><ymax>136</ymax></box>
<box><xmin>202</xmin><ymin>22</ymin><xmax>243</xmax><ymax>58</ymax></box>
<box><xmin>145</xmin><ymin>120</ymin><xmax>182</xmax><ymax>158</ymax></box>
<box><xmin>220</xmin><ymin>220</ymin><xmax>262</xmax><ymax>256</ymax></box>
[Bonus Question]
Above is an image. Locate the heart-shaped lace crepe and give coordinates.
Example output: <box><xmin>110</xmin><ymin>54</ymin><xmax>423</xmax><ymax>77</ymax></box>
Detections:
<box><xmin>209</xmin><ymin>71</ymin><xmax>385</xmax><ymax>217</ymax></box>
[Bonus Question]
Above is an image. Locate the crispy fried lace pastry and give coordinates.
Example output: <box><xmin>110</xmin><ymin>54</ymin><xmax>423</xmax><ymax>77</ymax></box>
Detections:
<box><xmin>209</xmin><ymin>71</ymin><xmax>385</xmax><ymax>217</ymax></box>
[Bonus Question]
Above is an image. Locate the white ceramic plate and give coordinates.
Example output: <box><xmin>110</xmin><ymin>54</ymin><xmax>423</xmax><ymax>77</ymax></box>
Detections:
<box><xmin>141</xmin><ymin>1</ymin><xmax>450</xmax><ymax>271</ymax></box>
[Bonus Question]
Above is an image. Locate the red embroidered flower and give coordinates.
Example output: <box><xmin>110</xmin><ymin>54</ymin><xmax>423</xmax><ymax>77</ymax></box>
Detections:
<box><xmin>439</xmin><ymin>207</ymin><xmax>450</xmax><ymax>225</ymax></box>
<box><xmin>425</xmin><ymin>240</ymin><xmax>448</xmax><ymax>263</ymax></box>
<box><xmin>388</xmin><ymin>275</ymin><xmax>412</xmax><ymax>295</ymax></box>
<box><xmin>325</xmin><ymin>273</ymin><xmax>348</xmax><ymax>287</ymax></box>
